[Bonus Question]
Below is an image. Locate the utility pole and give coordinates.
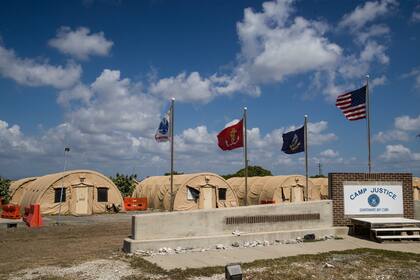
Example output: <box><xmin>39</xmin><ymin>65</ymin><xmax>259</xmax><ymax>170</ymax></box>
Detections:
<box><xmin>318</xmin><ymin>162</ymin><xmax>322</xmax><ymax>177</ymax></box>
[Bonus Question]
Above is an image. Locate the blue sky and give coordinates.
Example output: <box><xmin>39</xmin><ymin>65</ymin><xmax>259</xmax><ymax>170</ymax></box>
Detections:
<box><xmin>0</xmin><ymin>0</ymin><xmax>419</xmax><ymax>179</ymax></box>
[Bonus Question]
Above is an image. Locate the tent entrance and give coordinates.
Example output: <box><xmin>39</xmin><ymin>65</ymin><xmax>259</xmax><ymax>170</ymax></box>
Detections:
<box><xmin>199</xmin><ymin>186</ymin><xmax>216</xmax><ymax>209</ymax></box>
<box><xmin>74</xmin><ymin>186</ymin><xmax>90</xmax><ymax>215</ymax></box>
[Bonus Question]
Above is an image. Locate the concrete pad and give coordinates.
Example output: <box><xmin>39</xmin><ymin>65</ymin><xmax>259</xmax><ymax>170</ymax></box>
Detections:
<box><xmin>144</xmin><ymin>235</ymin><xmax>420</xmax><ymax>270</ymax></box>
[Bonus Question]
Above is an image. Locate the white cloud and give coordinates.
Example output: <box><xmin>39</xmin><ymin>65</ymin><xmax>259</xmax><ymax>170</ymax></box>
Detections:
<box><xmin>356</xmin><ymin>24</ymin><xmax>390</xmax><ymax>43</ymax></box>
<box><xmin>402</xmin><ymin>68</ymin><xmax>420</xmax><ymax>90</ymax></box>
<box><xmin>49</xmin><ymin>27</ymin><xmax>113</xmax><ymax>60</ymax></box>
<box><xmin>58</xmin><ymin>83</ymin><xmax>93</xmax><ymax>106</ymax></box>
<box><xmin>69</xmin><ymin>69</ymin><xmax>160</xmax><ymax>134</ymax></box>
<box><xmin>380</xmin><ymin>144</ymin><xmax>420</xmax><ymax>161</ymax></box>
<box><xmin>373</xmin><ymin>130</ymin><xmax>410</xmax><ymax>143</ymax></box>
<box><xmin>236</xmin><ymin>0</ymin><xmax>341</xmax><ymax>85</ymax></box>
<box><xmin>339</xmin><ymin>0</ymin><xmax>398</xmax><ymax>30</ymax></box>
<box><xmin>370</xmin><ymin>75</ymin><xmax>387</xmax><ymax>88</ymax></box>
<box><xmin>395</xmin><ymin>115</ymin><xmax>420</xmax><ymax>131</ymax></box>
<box><xmin>149</xmin><ymin>72</ymin><xmax>214</xmax><ymax>103</ymax></box>
<box><xmin>0</xmin><ymin>43</ymin><xmax>81</xmax><ymax>89</ymax></box>
<box><xmin>0</xmin><ymin>120</ymin><xmax>40</xmax><ymax>158</ymax></box>
<box><xmin>360</xmin><ymin>41</ymin><xmax>389</xmax><ymax>64</ymax></box>
<box><xmin>320</xmin><ymin>149</ymin><xmax>339</xmax><ymax>158</ymax></box>
<box><xmin>308</xmin><ymin>121</ymin><xmax>337</xmax><ymax>145</ymax></box>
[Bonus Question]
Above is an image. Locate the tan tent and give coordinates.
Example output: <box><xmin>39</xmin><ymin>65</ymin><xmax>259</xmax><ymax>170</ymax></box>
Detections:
<box><xmin>310</xmin><ymin>177</ymin><xmax>329</xmax><ymax>199</ymax></box>
<box><xmin>227</xmin><ymin>175</ymin><xmax>320</xmax><ymax>206</ymax></box>
<box><xmin>9</xmin><ymin>177</ymin><xmax>37</xmax><ymax>205</ymax></box>
<box><xmin>19</xmin><ymin>170</ymin><xmax>124</xmax><ymax>215</ymax></box>
<box><xmin>132</xmin><ymin>173</ymin><xmax>238</xmax><ymax>211</ymax></box>
<box><xmin>413</xmin><ymin>177</ymin><xmax>420</xmax><ymax>200</ymax></box>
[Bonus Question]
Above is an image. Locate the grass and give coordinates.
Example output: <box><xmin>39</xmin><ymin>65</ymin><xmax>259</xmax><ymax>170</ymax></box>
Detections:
<box><xmin>125</xmin><ymin>248</ymin><xmax>420</xmax><ymax>280</ymax></box>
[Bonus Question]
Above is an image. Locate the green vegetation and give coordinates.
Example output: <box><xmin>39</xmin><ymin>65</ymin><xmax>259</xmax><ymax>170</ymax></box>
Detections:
<box><xmin>125</xmin><ymin>248</ymin><xmax>420</xmax><ymax>280</ymax></box>
<box><xmin>310</xmin><ymin>174</ymin><xmax>327</xmax><ymax>178</ymax></box>
<box><xmin>110</xmin><ymin>173</ymin><xmax>138</xmax><ymax>197</ymax></box>
<box><xmin>222</xmin><ymin>165</ymin><xmax>272</xmax><ymax>179</ymax></box>
<box><xmin>0</xmin><ymin>176</ymin><xmax>11</xmax><ymax>204</ymax></box>
<box><xmin>163</xmin><ymin>171</ymin><xmax>184</xmax><ymax>176</ymax></box>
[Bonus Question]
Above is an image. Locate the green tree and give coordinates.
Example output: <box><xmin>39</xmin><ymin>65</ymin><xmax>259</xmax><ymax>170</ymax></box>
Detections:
<box><xmin>222</xmin><ymin>165</ymin><xmax>272</xmax><ymax>180</ymax></box>
<box><xmin>0</xmin><ymin>176</ymin><xmax>11</xmax><ymax>204</ymax></box>
<box><xmin>164</xmin><ymin>171</ymin><xmax>184</xmax><ymax>176</ymax></box>
<box><xmin>110</xmin><ymin>173</ymin><xmax>138</xmax><ymax>197</ymax></box>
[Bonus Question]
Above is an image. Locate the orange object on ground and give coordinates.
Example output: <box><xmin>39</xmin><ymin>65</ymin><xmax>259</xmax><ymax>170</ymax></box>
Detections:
<box><xmin>23</xmin><ymin>204</ymin><xmax>43</xmax><ymax>227</ymax></box>
<box><xmin>1</xmin><ymin>204</ymin><xmax>21</xmax><ymax>219</ymax></box>
<box><xmin>260</xmin><ymin>200</ymin><xmax>275</xmax><ymax>204</ymax></box>
<box><xmin>124</xmin><ymin>197</ymin><xmax>147</xmax><ymax>211</ymax></box>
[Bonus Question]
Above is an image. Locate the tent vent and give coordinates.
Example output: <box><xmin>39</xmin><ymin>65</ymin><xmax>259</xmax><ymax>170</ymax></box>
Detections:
<box><xmin>225</xmin><ymin>213</ymin><xmax>320</xmax><ymax>225</ymax></box>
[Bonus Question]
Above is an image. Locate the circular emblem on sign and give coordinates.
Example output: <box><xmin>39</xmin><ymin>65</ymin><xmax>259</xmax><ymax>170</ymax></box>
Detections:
<box><xmin>368</xmin><ymin>194</ymin><xmax>380</xmax><ymax>207</ymax></box>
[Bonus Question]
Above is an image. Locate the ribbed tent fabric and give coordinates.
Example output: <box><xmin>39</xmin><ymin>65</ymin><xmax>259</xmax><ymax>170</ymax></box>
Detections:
<box><xmin>19</xmin><ymin>170</ymin><xmax>124</xmax><ymax>215</ymax></box>
<box><xmin>310</xmin><ymin>177</ymin><xmax>329</xmax><ymax>199</ymax></box>
<box><xmin>413</xmin><ymin>177</ymin><xmax>420</xmax><ymax>200</ymax></box>
<box><xmin>132</xmin><ymin>173</ymin><xmax>238</xmax><ymax>211</ymax></box>
<box><xmin>227</xmin><ymin>175</ymin><xmax>320</xmax><ymax>206</ymax></box>
<box><xmin>9</xmin><ymin>177</ymin><xmax>37</xmax><ymax>205</ymax></box>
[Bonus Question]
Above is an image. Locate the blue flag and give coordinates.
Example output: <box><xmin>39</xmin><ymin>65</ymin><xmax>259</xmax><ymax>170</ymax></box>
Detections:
<box><xmin>281</xmin><ymin>126</ymin><xmax>304</xmax><ymax>154</ymax></box>
<box><xmin>155</xmin><ymin>107</ymin><xmax>171</xmax><ymax>142</ymax></box>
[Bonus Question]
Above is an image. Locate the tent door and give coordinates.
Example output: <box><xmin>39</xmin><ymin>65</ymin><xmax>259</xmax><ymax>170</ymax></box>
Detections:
<box><xmin>200</xmin><ymin>186</ymin><xmax>215</xmax><ymax>209</ymax></box>
<box><xmin>75</xmin><ymin>187</ymin><xmax>89</xmax><ymax>215</ymax></box>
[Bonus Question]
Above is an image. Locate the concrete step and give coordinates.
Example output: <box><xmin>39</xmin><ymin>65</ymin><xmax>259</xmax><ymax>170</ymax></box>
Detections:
<box><xmin>372</xmin><ymin>227</ymin><xmax>420</xmax><ymax>232</ymax></box>
<box><xmin>377</xmin><ymin>235</ymin><xmax>420</xmax><ymax>240</ymax></box>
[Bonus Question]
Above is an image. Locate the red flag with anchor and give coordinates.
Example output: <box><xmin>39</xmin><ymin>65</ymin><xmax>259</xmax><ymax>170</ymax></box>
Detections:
<box><xmin>217</xmin><ymin>119</ymin><xmax>244</xmax><ymax>151</ymax></box>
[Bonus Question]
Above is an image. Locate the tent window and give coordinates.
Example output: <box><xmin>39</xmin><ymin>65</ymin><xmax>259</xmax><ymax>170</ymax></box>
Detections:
<box><xmin>187</xmin><ymin>187</ymin><xmax>200</xmax><ymax>201</ymax></box>
<box><xmin>54</xmin><ymin>188</ymin><xmax>66</xmax><ymax>203</ymax></box>
<box><xmin>97</xmin><ymin>188</ymin><xmax>108</xmax><ymax>202</ymax></box>
<box><xmin>218</xmin><ymin>188</ymin><xmax>227</xmax><ymax>200</ymax></box>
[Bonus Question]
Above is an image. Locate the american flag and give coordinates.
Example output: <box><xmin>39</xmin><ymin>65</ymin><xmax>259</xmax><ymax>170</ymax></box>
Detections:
<box><xmin>336</xmin><ymin>85</ymin><xmax>367</xmax><ymax>121</ymax></box>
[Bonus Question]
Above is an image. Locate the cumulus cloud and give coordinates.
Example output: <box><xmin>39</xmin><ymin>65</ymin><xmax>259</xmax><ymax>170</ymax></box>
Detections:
<box><xmin>0</xmin><ymin>120</ymin><xmax>40</xmax><ymax>158</ymax></box>
<box><xmin>339</xmin><ymin>0</ymin><xmax>398</xmax><ymax>30</ymax></box>
<box><xmin>395</xmin><ymin>115</ymin><xmax>420</xmax><ymax>131</ymax></box>
<box><xmin>149</xmin><ymin>72</ymin><xmax>214</xmax><ymax>103</ymax></box>
<box><xmin>380</xmin><ymin>144</ymin><xmax>420</xmax><ymax>161</ymax></box>
<box><xmin>373</xmin><ymin>130</ymin><xmax>410</xmax><ymax>143</ymax></box>
<box><xmin>320</xmin><ymin>149</ymin><xmax>339</xmax><ymax>158</ymax></box>
<box><xmin>235</xmin><ymin>0</ymin><xmax>341</xmax><ymax>85</ymax></box>
<box><xmin>0</xmin><ymin>43</ymin><xmax>81</xmax><ymax>89</ymax></box>
<box><xmin>48</xmin><ymin>27</ymin><xmax>113</xmax><ymax>60</ymax></box>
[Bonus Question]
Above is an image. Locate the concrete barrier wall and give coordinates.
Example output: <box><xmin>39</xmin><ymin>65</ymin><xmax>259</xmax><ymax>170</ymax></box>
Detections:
<box><xmin>124</xmin><ymin>200</ymin><xmax>344</xmax><ymax>252</ymax></box>
<box><xmin>415</xmin><ymin>201</ymin><xmax>420</xmax><ymax>220</ymax></box>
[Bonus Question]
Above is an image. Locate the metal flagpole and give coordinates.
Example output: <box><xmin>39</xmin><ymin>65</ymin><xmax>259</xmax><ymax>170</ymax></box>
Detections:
<box><xmin>57</xmin><ymin>147</ymin><xmax>69</xmax><ymax>224</ymax></box>
<box><xmin>304</xmin><ymin>115</ymin><xmax>308</xmax><ymax>201</ymax></box>
<box><xmin>244</xmin><ymin>107</ymin><xmax>248</xmax><ymax>206</ymax></box>
<box><xmin>366</xmin><ymin>74</ymin><xmax>372</xmax><ymax>173</ymax></box>
<box><xmin>170</xmin><ymin>97</ymin><xmax>175</xmax><ymax>211</ymax></box>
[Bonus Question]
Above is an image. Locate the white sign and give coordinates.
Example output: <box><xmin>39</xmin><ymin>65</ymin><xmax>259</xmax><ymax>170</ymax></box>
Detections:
<box><xmin>344</xmin><ymin>183</ymin><xmax>403</xmax><ymax>215</ymax></box>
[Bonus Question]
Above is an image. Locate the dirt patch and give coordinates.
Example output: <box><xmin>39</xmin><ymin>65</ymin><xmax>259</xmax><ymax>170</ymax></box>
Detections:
<box><xmin>0</xmin><ymin>221</ymin><xmax>131</xmax><ymax>278</ymax></box>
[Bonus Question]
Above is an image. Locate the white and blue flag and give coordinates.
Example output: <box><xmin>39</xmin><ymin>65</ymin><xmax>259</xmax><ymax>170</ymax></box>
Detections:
<box><xmin>155</xmin><ymin>107</ymin><xmax>171</xmax><ymax>142</ymax></box>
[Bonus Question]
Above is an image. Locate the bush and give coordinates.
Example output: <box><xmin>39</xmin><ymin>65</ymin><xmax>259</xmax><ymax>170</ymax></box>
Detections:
<box><xmin>0</xmin><ymin>176</ymin><xmax>11</xmax><ymax>204</ymax></box>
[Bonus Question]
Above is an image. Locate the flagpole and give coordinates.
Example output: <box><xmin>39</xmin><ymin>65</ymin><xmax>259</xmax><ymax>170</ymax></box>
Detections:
<box><xmin>366</xmin><ymin>74</ymin><xmax>371</xmax><ymax>173</ymax></box>
<box><xmin>170</xmin><ymin>97</ymin><xmax>175</xmax><ymax>211</ymax></box>
<box><xmin>244</xmin><ymin>107</ymin><xmax>248</xmax><ymax>206</ymax></box>
<box><xmin>304</xmin><ymin>115</ymin><xmax>308</xmax><ymax>201</ymax></box>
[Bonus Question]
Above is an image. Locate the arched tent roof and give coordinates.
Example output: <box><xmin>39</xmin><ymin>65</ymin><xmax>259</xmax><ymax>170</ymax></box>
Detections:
<box><xmin>413</xmin><ymin>177</ymin><xmax>420</xmax><ymax>200</ymax></box>
<box><xmin>20</xmin><ymin>170</ymin><xmax>124</xmax><ymax>215</ymax></box>
<box><xmin>227</xmin><ymin>175</ymin><xmax>320</xmax><ymax>205</ymax></box>
<box><xmin>9</xmin><ymin>177</ymin><xmax>37</xmax><ymax>204</ymax></box>
<box><xmin>310</xmin><ymin>177</ymin><xmax>329</xmax><ymax>199</ymax></box>
<box><xmin>133</xmin><ymin>172</ymin><xmax>238</xmax><ymax>211</ymax></box>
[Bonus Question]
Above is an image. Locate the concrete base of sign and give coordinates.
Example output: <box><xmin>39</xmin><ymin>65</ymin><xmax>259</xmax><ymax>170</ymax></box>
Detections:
<box><xmin>123</xmin><ymin>227</ymin><xmax>347</xmax><ymax>252</ymax></box>
<box><xmin>123</xmin><ymin>201</ymin><xmax>346</xmax><ymax>253</ymax></box>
